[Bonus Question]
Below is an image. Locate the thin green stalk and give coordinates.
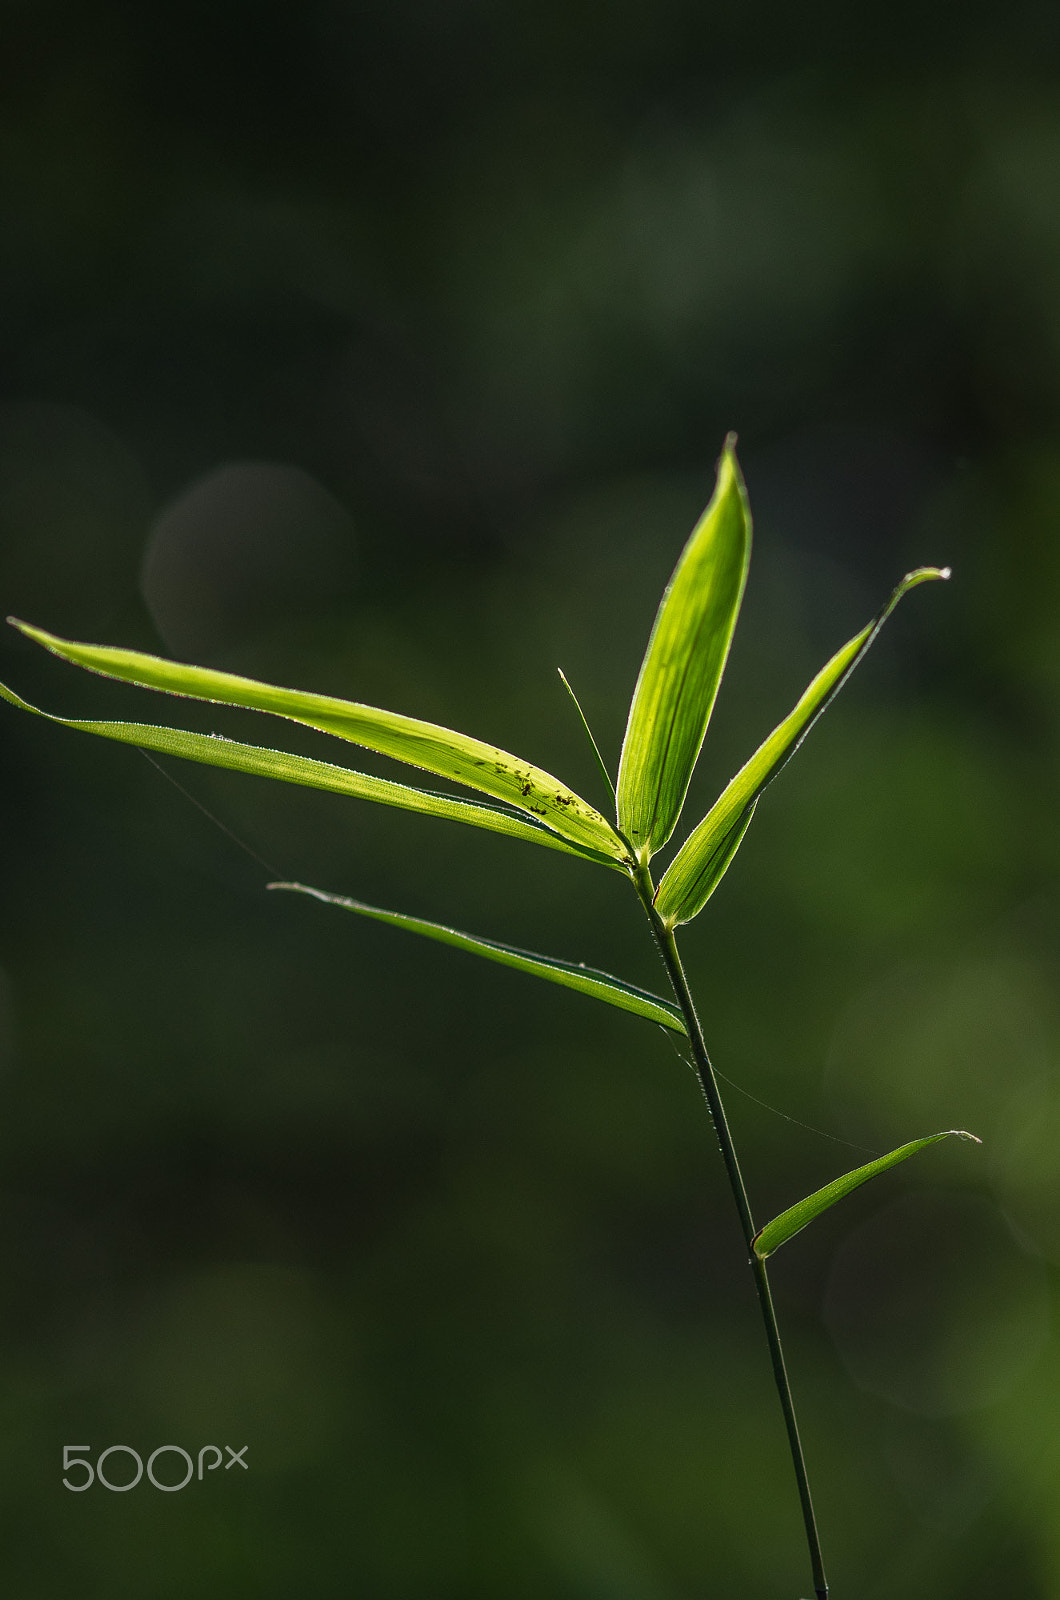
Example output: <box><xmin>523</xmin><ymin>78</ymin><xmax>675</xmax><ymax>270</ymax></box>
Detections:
<box><xmin>632</xmin><ymin>863</ymin><xmax>829</xmax><ymax>1600</ymax></box>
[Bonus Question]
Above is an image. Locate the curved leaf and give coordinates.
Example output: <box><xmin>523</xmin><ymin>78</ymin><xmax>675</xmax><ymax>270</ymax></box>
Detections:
<box><xmin>0</xmin><ymin>680</ymin><xmax>621</xmax><ymax>866</ymax></box>
<box><xmin>752</xmin><ymin>1129</ymin><xmax>980</xmax><ymax>1260</ymax></box>
<box><xmin>654</xmin><ymin>567</ymin><xmax>950</xmax><ymax>927</ymax></box>
<box><xmin>268</xmin><ymin>881</ymin><xmax>687</xmax><ymax>1034</ymax></box>
<box><xmin>616</xmin><ymin>436</ymin><xmax>751</xmax><ymax>861</ymax></box>
<box><xmin>9</xmin><ymin>620</ymin><xmax>629</xmax><ymax>865</ymax></box>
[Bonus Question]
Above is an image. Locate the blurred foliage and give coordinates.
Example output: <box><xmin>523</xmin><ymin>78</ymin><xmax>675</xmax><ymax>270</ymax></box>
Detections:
<box><xmin>3</xmin><ymin>2</ymin><xmax>1060</xmax><ymax>1596</ymax></box>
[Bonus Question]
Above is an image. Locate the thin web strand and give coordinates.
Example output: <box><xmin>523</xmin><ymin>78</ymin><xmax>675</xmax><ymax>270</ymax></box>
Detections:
<box><xmin>138</xmin><ymin>750</ymin><xmax>286</xmax><ymax>879</ymax></box>
<box><xmin>660</xmin><ymin>1029</ymin><xmax>879</xmax><ymax>1155</ymax></box>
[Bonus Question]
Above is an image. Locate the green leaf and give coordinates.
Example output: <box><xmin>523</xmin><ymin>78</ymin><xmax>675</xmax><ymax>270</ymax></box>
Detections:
<box><xmin>0</xmin><ymin>680</ymin><xmax>621</xmax><ymax>866</ymax></box>
<box><xmin>654</xmin><ymin>566</ymin><xmax>951</xmax><ymax>927</ymax></box>
<box><xmin>752</xmin><ymin>1129</ymin><xmax>981</xmax><ymax>1260</ymax></box>
<box><xmin>268</xmin><ymin>881</ymin><xmax>688</xmax><ymax>1034</ymax></box>
<box><xmin>9</xmin><ymin>620</ymin><xmax>630</xmax><ymax>866</ymax></box>
<box><xmin>616</xmin><ymin>435</ymin><xmax>751</xmax><ymax>861</ymax></box>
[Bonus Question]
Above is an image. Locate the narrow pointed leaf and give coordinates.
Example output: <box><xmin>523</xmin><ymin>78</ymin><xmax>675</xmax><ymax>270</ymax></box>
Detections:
<box><xmin>655</xmin><ymin>567</ymin><xmax>950</xmax><ymax>927</ymax></box>
<box><xmin>268</xmin><ymin>881</ymin><xmax>687</xmax><ymax>1034</ymax></box>
<box><xmin>0</xmin><ymin>680</ymin><xmax>622</xmax><ymax>866</ymax></box>
<box><xmin>616</xmin><ymin>436</ymin><xmax>751</xmax><ymax>860</ymax></box>
<box><xmin>557</xmin><ymin>668</ymin><xmax>617</xmax><ymax>812</ymax></box>
<box><xmin>9</xmin><ymin>620</ymin><xmax>629</xmax><ymax>865</ymax></box>
<box><xmin>752</xmin><ymin>1129</ymin><xmax>981</xmax><ymax>1260</ymax></box>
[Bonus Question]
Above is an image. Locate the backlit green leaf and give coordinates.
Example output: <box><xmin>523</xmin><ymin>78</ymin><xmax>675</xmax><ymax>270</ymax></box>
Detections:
<box><xmin>654</xmin><ymin>567</ymin><xmax>950</xmax><ymax>927</ymax></box>
<box><xmin>0</xmin><ymin>680</ymin><xmax>620</xmax><ymax>866</ymax></box>
<box><xmin>268</xmin><ymin>881</ymin><xmax>688</xmax><ymax>1033</ymax></box>
<box><xmin>616</xmin><ymin>436</ymin><xmax>751</xmax><ymax>862</ymax></box>
<box><xmin>9</xmin><ymin>620</ymin><xmax>629</xmax><ymax>865</ymax></box>
<box><xmin>752</xmin><ymin>1129</ymin><xmax>980</xmax><ymax>1260</ymax></box>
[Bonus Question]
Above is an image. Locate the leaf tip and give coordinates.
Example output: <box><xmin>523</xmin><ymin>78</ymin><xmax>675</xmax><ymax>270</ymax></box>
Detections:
<box><xmin>899</xmin><ymin>565</ymin><xmax>952</xmax><ymax>594</ymax></box>
<box><xmin>8</xmin><ymin>617</ymin><xmax>54</xmax><ymax>648</ymax></box>
<box><xmin>950</xmin><ymin>1128</ymin><xmax>982</xmax><ymax>1145</ymax></box>
<box><xmin>718</xmin><ymin>431</ymin><xmax>746</xmax><ymax>487</ymax></box>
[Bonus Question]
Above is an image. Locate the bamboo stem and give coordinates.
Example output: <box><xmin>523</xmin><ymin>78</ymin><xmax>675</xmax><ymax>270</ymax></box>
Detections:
<box><xmin>633</xmin><ymin>864</ymin><xmax>829</xmax><ymax>1600</ymax></box>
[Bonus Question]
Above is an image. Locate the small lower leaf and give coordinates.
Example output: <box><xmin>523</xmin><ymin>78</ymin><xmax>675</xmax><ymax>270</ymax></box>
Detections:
<box><xmin>752</xmin><ymin>1129</ymin><xmax>981</xmax><ymax>1259</ymax></box>
<box><xmin>268</xmin><ymin>881</ymin><xmax>687</xmax><ymax>1035</ymax></box>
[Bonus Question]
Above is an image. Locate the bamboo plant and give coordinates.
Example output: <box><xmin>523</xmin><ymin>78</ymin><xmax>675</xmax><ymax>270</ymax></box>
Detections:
<box><xmin>1</xmin><ymin>435</ymin><xmax>977</xmax><ymax>1597</ymax></box>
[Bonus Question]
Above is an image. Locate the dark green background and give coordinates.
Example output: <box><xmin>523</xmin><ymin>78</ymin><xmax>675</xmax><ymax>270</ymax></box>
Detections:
<box><xmin>2</xmin><ymin>3</ymin><xmax>1060</xmax><ymax>1595</ymax></box>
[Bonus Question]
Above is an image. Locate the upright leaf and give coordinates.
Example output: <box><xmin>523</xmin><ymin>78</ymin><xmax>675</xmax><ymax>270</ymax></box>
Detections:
<box><xmin>269</xmin><ymin>882</ymin><xmax>687</xmax><ymax>1033</ymax></box>
<box><xmin>654</xmin><ymin>567</ymin><xmax>950</xmax><ymax>927</ymax></box>
<box><xmin>10</xmin><ymin>620</ymin><xmax>629</xmax><ymax>865</ymax></box>
<box><xmin>0</xmin><ymin>680</ymin><xmax>621</xmax><ymax>865</ymax></box>
<box><xmin>752</xmin><ymin>1130</ymin><xmax>981</xmax><ymax>1260</ymax></box>
<box><xmin>616</xmin><ymin>436</ymin><xmax>751</xmax><ymax>861</ymax></box>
